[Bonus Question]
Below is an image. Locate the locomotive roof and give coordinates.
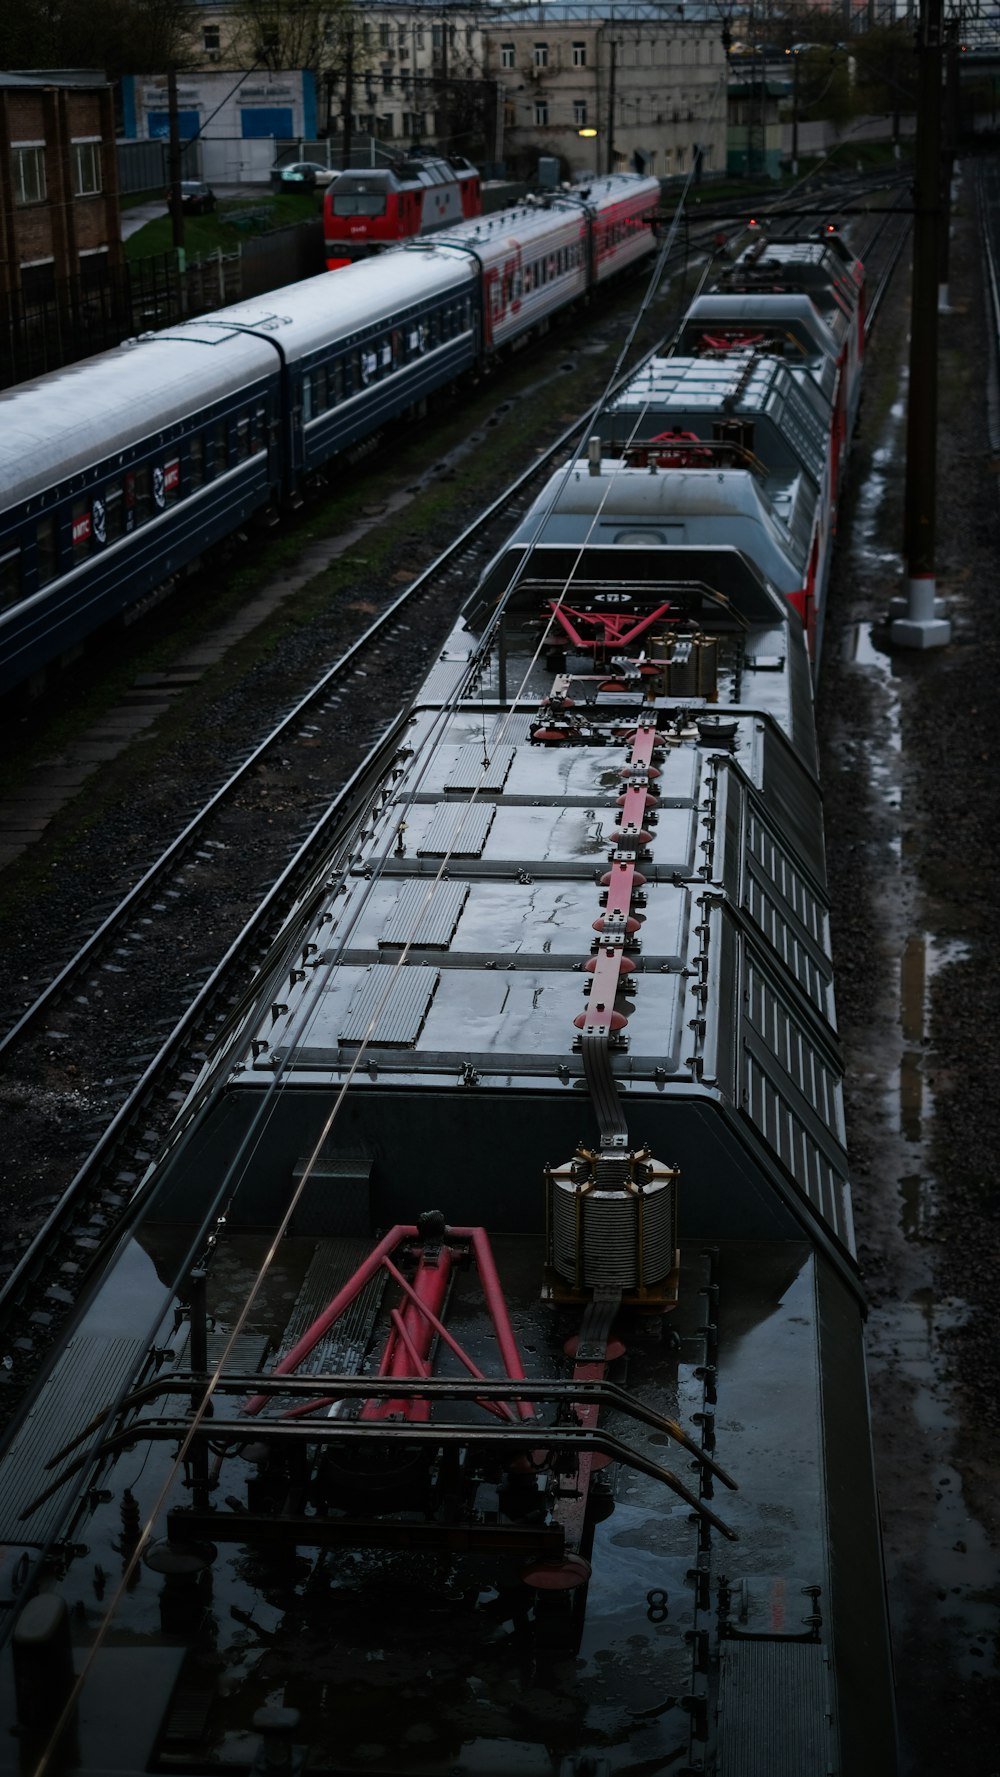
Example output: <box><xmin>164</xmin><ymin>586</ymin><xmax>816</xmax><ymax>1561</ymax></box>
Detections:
<box><xmin>677</xmin><ymin>293</ymin><xmax>840</xmax><ymax>367</ymax></box>
<box><xmin>718</xmin><ymin>242</ymin><xmax>861</xmax><ymax>338</ymax></box>
<box><xmin>490</xmin><ymin>455</ymin><xmax>816</xmax><ymax>595</ymax></box>
<box><xmin>331</xmin><ymin>155</ymin><xmax>464</xmax><ymax>191</ymax></box>
<box><xmin>606</xmin><ymin>351</ymin><xmax>832</xmax><ymax>490</ymax></box>
<box><xmin>227</xmin><ymin>668</ymin><xmax>852</xmax><ymax>1262</ymax></box>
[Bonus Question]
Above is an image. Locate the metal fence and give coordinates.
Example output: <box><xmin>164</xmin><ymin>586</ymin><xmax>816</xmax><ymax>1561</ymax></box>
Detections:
<box><xmin>0</xmin><ymin>219</ymin><xmax>324</xmax><ymax>390</ymax></box>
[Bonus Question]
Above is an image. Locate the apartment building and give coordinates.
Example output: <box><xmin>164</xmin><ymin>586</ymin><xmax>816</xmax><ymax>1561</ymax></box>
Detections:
<box><xmin>0</xmin><ymin>71</ymin><xmax>121</xmax><ymax>307</ymax></box>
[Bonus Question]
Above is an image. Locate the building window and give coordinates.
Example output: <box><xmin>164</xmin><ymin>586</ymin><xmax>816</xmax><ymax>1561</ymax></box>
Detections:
<box><xmin>72</xmin><ymin>140</ymin><xmax>101</xmax><ymax>197</ymax></box>
<box><xmin>500</xmin><ymin>43</ymin><xmax>515</xmax><ymax>69</ymax></box>
<box><xmin>11</xmin><ymin>144</ymin><xmax>46</xmax><ymax>206</ymax></box>
<box><xmin>534</xmin><ymin>100</ymin><xmax>549</xmax><ymax>125</ymax></box>
<box><xmin>432</xmin><ymin>24</ymin><xmax>442</xmax><ymax>50</ymax></box>
<box><xmin>203</xmin><ymin>24</ymin><xmax>220</xmax><ymax>51</ymax></box>
<box><xmin>21</xmin><ymin>260</ymin><xmax>55</xmax><ymax>302</ymax></box>
<box><xmin>397</xmin><ymin>26</ymin><xmax>406</xmax><ymax>46</ymax></box>
<box><xmin>533</xmin><ymin>42</ymin><xmax>548</xmax><ymax>67</ymax></box>
<box><xmin>574</xmin><ymin>100</ymin><xmax>587</xmax><ymax>127</ymax></box>
<box><xmin>572</xmin><ymin>41</ymin><xmax>587</xmax><ymax>66</ymax></box>
<box><xmin>380</xmin><ymin>22</ymin><xmax>390</xmax><ymax>48</ymax></box>
<box><xmin>382</xmin><ymin>65</ymin><xmax>392</xmax><ymax>92</ymax></box>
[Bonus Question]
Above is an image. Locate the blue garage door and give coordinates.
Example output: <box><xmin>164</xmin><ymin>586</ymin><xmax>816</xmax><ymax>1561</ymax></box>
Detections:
<box><xmin>147</xmin><ymin>110</ymin><xmax>200</xmax><ymax>140</ymax></box>
<box><xmin>241</xmin><ymin>108</ymin><xmax>293</xmax><ymax>138</ymax></box>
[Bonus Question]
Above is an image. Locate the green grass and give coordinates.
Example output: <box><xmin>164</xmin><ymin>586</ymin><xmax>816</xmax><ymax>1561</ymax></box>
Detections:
<box><xmin>124</xmin><ymin>190</ymin><xmax>320</xmax><ymax>262</ymax></box>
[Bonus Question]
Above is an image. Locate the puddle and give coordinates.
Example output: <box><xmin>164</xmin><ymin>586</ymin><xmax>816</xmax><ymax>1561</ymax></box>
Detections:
<box><xmin>869</xmin><ymin>1294</ymin><xmax>1000</xmax><ymax>1679</ymax></box>
<box><xmin>892</xmin><ymin>931</ymin><xmax>971</xmax><ymax>1152</ymax></box>
<box><xmin>843</xmin><ymin>622</ymin><xmax>902</xmax><ymax>850</ymax></box>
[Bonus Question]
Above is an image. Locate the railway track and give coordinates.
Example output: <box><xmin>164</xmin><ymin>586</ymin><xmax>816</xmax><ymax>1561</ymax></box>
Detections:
<box><xmin>0</xmin><ymin>192</ymin><xmax>909</xmax><ymax>1423</ymax></box>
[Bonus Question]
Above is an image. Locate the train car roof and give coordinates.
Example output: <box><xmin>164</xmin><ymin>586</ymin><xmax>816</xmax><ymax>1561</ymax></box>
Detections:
<box><xmin>0</xmin><ymin>254</ymin><xmax>477</xmax><ymax>504</ymax></box>
<box><xmin>716</xmin><ymin>242</ymin><xmax>861</xmax><ymax>338</ymax></box>
<box><xmin>0</xmin><ymin>326</ymin><xmax>279</xmax><ymax>507</ymax></box>
<box><xmin>419</xmin><ymin>203</ymin><xmax>587</xmax><ymax>263</ymax></box>
<box><xmin>179</xmin><ymin>251</ymin><xmax>478</xmax><ymax>362</ymax></box>
<box><xmin>422</xmin><ymin>172</ymin><xmax>660</xmax><ymax>261</ymax></box>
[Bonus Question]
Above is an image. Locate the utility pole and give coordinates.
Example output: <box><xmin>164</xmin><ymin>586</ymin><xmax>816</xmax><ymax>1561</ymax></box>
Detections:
<box><xmin>341</xmin><ymin>19</ymin><xmax>355</xmax><ymax>172</ymax></box>
<box><xmin>891</xmin><ymin>0</ymin><xmax>950</xmax><ymax>648</ymax></box>
<box><xmin>938</xmin><ymin>14</ymin><xmax>960</xmax><ymax>310</ymax></box>
<box><xmin>791</xmin><ymin>49</ymin><xmax>799</xmax><ymax>177</ymax></box>
<box><xmin>166</xmin><ymin>65</ymin><xmax>185</xmax><ymax>262</ymax></box>
<box><xmin>606</xmin><ymin>35</ymin><xmax>616</xmax><ymax>175</ymax></box>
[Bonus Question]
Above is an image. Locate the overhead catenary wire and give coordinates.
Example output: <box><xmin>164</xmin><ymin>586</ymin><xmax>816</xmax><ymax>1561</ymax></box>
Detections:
<box><xmin>25</xmin><ymin>157</ymin><xmax>729</xmax><ymax>1777</ymax></box>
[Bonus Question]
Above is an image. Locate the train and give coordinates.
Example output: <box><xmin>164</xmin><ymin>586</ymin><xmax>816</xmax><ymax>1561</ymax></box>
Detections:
<box><xmin>0</xmin><ymin>173</ymin><xmax>661</xmax><ymax>700</ymax></box>
<box><xmin>0</xmin><ymin>226</ymin><xmax>897</xmax><ymax>1776</ymax></box>
<box><xmin>324</xmin><ymin>151</ymin><xmax>482</xmax><ymax>268</ymax></box>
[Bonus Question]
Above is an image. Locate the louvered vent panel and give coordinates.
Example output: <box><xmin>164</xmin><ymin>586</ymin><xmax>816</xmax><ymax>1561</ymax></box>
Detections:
<box><xmin>445</xmin><ymin>745</ymin><xmax>515</xmax><ymax>792</ymax></box>
<box><xmin>379</xmin><ymin>879</ymin><xmax>469</xmax><ymax>949</ymax></box>
<box><xmin>716</xmin><ymin>1640</ymin><xmax>832</xmax><ymax>1776</ymax></box>
<box><xmin>418</xmin><ymin>803</ymin><xmax>494</xmax><ymax>858</ymax></box>
<box><xmin>0</xmin><ymin>1336</ymin><xmax>145</xmax><ymax>1544</ymax></box>
<box><xmin>747</xmin><ymin>964</ymin><xmax>840</xmax><ymax>1132</ymax></box>
<box><xmin>744</xmin><ymin>1051</ymin><xmax>848</xmax><ymax>1243</ymax></box>
<box><xmin>746</xmin><ymin>876</ymin><xmax>828</xmax><ymax>1014</ymax></box>
<box><xmin>339</xmin><ymin>967</ymin><xmax>439</xmax><ymax>1045</ymax></box>
<box><xmin>491</xmin><ymin>711</ymin><xmax>534</xmax><ymax>744</ymax></box>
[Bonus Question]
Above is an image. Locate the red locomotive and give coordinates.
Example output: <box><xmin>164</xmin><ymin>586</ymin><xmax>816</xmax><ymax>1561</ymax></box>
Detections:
<box><xmin>324</xmin><ymin>151</ymin><xmax>481</xmax><ymax>268</ymax></box>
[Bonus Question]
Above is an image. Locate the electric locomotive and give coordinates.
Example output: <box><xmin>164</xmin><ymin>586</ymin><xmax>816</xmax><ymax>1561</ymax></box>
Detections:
<box><xmin>0</xmin><ymin>229</ymin><xmax>895</xmax><ymax>1777</ymax></box>
<box><xmin>324</xmin><ymin>151</ymin><xmax>482</xmax><ymax>267</ymax></box>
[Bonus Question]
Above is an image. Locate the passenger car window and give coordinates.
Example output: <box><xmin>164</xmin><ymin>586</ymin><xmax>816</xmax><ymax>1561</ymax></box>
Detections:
<box><xmin>36</xmin><ymin>515</ymin><xmax>57</xmax><ymax>584</ymax></box>
<box><xmin>0</xmin><ymin>547</ymin><xmax>21</xmax><ymax>606</ymax></box>
<box><xmin>104</xmin><ymin>481</ymin><xmax>125</xmax><ymax>541</ymax></box>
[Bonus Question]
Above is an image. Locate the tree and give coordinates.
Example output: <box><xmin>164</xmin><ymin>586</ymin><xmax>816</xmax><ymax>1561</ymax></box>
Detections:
<box><xmin>851</xmin><ymin>23</ymin><xmax>918</xmax><ymax>131</ymax></box>
<box><xmin>0</xmin><ymin>0</ymin><xmax>200</xmax><ymax>76</ymax></box>
<box><xmin>229</xmin><ymin>0</ymin><xmax>339</xmax><ymax>74</ymax></box>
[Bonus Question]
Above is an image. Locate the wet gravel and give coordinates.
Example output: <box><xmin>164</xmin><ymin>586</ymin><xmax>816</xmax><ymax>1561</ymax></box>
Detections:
<box><xmin>818</xmin><ymin>167</ymin><xmax>1000</xmax><ymax>1772</ymax></box>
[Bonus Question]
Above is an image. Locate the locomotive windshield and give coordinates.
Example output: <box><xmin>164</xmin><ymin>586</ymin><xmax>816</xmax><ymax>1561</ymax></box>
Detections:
<box><xmin>333</xmin><ymin>193</ymin><xmax>387</xmax><ymax>215</ymax></box>
<box><xmin>330</xmin><ymin>172</ymin><xmax>391</xmax><ymax>215</ymax></box>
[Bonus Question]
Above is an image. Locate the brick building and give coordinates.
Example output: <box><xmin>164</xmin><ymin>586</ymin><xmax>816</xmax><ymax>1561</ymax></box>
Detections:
<box><xmin>0</xmin><ymin>72</ymin><xmax>122</xmax><ymax>309</ymax></box>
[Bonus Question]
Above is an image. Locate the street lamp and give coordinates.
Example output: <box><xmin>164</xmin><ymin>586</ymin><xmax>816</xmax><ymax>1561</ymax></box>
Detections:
<box><xmin>578</xmin><ymin>125</ymin><xmax>599</xmax><ymax>172</ymax></box>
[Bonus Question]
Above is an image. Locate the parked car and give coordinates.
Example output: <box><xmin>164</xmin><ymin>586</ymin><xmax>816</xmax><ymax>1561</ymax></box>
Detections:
<box><xmin>165</xmin><ymin>180</ymin><xmax>216</xmax><ymax>215</ymax></box>
<box><xmin>270</xmin><ymin>160</ymin><xmax>339</xmax><ymax>190</ymax></box>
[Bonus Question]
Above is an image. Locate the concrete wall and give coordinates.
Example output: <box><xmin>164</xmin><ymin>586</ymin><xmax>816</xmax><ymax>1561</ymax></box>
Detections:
<box><xmin>781</xmin><ymin>112</ymin><xmax>916</xmax><ymax>160</ymax></box>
